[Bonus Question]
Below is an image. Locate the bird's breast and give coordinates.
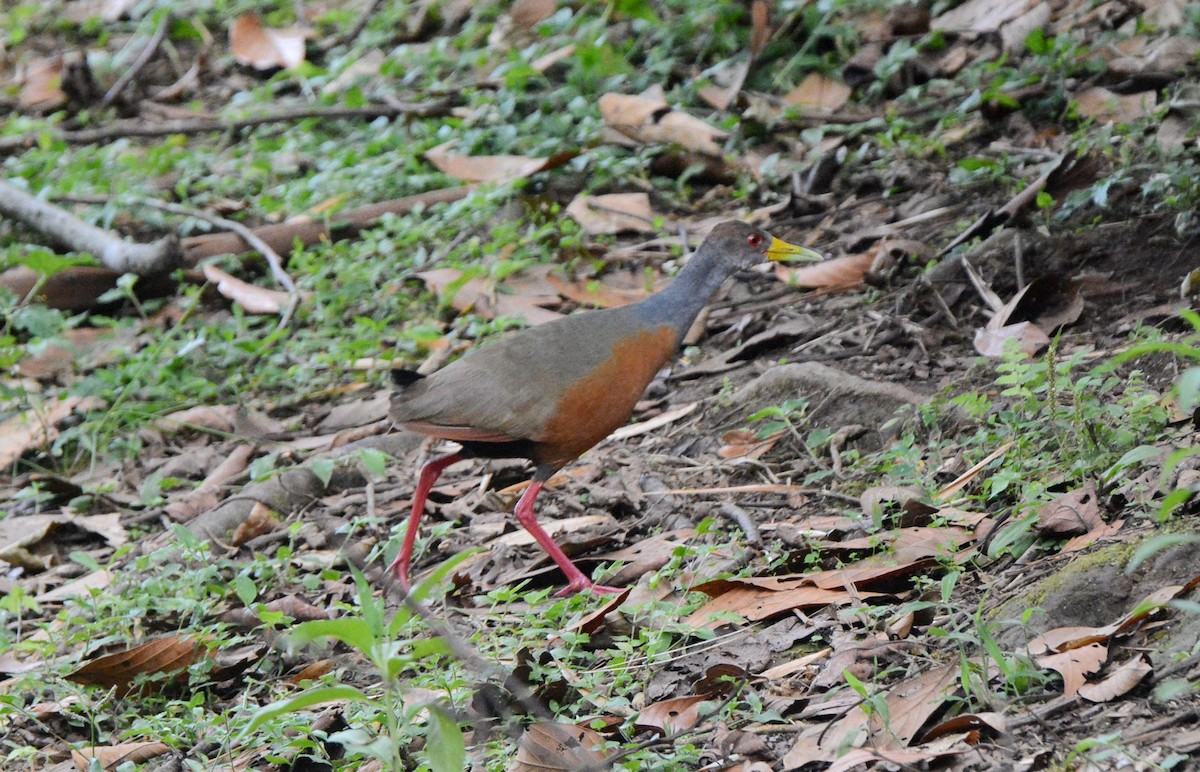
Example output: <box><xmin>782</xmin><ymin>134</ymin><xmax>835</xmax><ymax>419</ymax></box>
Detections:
<box><xmin>533</xmin><ymin>324</ymin><xmax>679</xmax><ymax>467</ymax></box>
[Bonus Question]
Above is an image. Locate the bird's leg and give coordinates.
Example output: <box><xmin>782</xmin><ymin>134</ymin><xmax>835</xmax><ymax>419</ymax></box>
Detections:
<box><xmin>513</xmin><ymin>480</ymin><xmax>624</xmax><ymax>597</ymax></box>
<box><xmin>387</xmin><ymin>452</ymin><xmax>461</xmax><ymax>591</ymax></box>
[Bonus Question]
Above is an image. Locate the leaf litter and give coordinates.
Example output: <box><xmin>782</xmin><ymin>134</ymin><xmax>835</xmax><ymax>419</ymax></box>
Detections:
<box><xmin>4</xmin><ymin>0</ymin><xmax>1200</xmax><ymax>768</ymax></box>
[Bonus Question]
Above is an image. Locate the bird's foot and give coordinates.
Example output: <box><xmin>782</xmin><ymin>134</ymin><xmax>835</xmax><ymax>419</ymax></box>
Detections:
<box><xmin>554</xmin><ymin>580</ymin><xmax>626</xmax><ymax>598</ymax></box>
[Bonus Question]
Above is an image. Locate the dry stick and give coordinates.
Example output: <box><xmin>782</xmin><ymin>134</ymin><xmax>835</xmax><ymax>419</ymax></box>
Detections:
<box><xmin>718</xmin><ymin>502</ymin><xmax>762</xmax><ymax>547</ymax></box>
<box><xmin>0</xmin><ymin>179</ymin><xmax>182</xmax><ymax>274</ymax></box>
<box><xmin>100</xmin><ymin>11</ymin><xmax>170</xmax><ymax>109</ymax></box>
<box><xmin>0</xmin><ymin>101</ymin><xmax>451</xmax><ymax>154</ymax></box>
<box><xmin>133</xmin><ymin>198</ymin><xmax>297</xmax><ymax>294</ymax></box>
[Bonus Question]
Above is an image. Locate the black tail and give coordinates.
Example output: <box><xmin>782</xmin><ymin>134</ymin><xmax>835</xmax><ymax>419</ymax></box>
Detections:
<box><xmin>390</xmin><ymin>369</ymin><xmax>424</xmax><ymax>388</ymax></box>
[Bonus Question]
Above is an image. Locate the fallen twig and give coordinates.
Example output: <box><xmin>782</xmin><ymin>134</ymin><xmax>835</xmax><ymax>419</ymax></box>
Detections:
<box><xmin>0</xmin><ymin>179</ymin><xmax>182</xmax><ymax>274</ymax></box>
<box><xmin>135</xmin><ymin>198</ymin><xmax>297</xmax><ymax>293</ymax></box>
<box><xmin>100</xmin><ymin>11</ymin><xmax>170</xmax><ymax>109</ymax></box>
<box><xmin>0</xmin><ymin>101</ymin><xmax>452</xmax><ymax>155</ymax></box>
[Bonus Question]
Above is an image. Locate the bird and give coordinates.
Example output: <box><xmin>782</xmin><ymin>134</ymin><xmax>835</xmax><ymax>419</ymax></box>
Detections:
<box><xmin>386</xmin><ymin>220</ymin><xmax>821</xmax><ymax>596</ymax></box>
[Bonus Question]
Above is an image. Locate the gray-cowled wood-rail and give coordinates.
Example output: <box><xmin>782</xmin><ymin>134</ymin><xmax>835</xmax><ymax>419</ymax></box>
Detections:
<box><xmin>387</xmin><ymin>220</ymin><xmax>820</xmax><ymax>595</ymax></box>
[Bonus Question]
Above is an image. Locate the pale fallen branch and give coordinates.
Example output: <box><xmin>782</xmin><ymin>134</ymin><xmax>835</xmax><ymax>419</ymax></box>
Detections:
<box><xmin>0</xmin><ymin>180</ymin><xmax>182</xmax><ymax>275</ymax></box>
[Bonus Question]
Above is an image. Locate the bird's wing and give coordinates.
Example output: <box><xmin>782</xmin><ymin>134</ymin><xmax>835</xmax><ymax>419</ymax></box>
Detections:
<box><xmin>390</xmin><ymin>309</ymin><xmax>642</xmax><ymax>442</ymax></box>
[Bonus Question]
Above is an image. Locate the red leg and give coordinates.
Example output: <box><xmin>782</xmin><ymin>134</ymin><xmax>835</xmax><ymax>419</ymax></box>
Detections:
<box><xmin>387</xmin><ymin>452</ymin><xmax>461</xmax><ymax>591</ymax></box>
<box><xmin>513</xmin><ymin>481</ymin><xmax>624</xmax><ymax>597</ymax></box>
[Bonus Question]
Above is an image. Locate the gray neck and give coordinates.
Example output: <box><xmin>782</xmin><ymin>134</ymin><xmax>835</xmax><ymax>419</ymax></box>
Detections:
<box><xmin>635</xmin><ymin>249</ymin><xmax>731</xmax><ymax>343</ymax></box>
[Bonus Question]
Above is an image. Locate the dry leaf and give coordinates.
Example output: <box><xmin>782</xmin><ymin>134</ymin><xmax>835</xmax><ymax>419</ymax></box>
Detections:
<box><xmin>1037</xmin><ymin>483</ymin><xmax>1101</xmax><ymax>536</ymax></box>
<box><xmin>64</xmin><ymin>0</ymin><xmax>139</xmax><ymax>22</ymax></box>
<box><xmin>511</xmin><ymin>722</ymin><xmax>610</xmax><ymax>771</ymax></box>
<box><xmin>510</xmin><ymin>0</ymin><xmax>556</xmax><ymax>29</ymax></box>
<box><xmin>609</xmin><ymin>402</ymin><xmax>698</xmax><ymax>441</ymax></box>
<box><xmin>531</xmin><ymin>44</ymin><xmax>575</xmax><ymax>73</ymax></box>
<box><xmin>417</xmin><ymin>266</ymin><xmax>564</xmax><ymax>325</ymax></box>
<box><xmin>1035</xmin><ymin>642</ymin><xmax>1108</xmax><ymax>698</ymax></box>
<box><xmin>230</xmin><ymin>14</ymin><xmax>307</xmax><ymax>70</ymax></box>
<box><xmin>636</xmin><ymin>694</ymin><xmax>711</xmax><ymax>734</ymax></box>
<box><xmin>783</xmin><ymin>73</ymin><xmax>852</xmax><ymax>113</ymax></box>
<box><xmin>0</xmin><ymin>513</ymin><xmax>125</xmax><ymax>570</ymax></box>
<box><xmin>68</xmin><ymin>636</ymin><xmax>205</xmax><ymax>695</ymax></box>
<box><xmin>0</xmin><ymin>395</ymin><xmax>99</xmax><ymax>468</ymax></box>
<box><xmin>545</xmin><ymin>270</ymin><xmax>659</xmax><ymax>309</ymax></box>
<box><xmin>154</xmin><ymin>404</ymin><xmax>287</xmax><ymax>438</ymax></box>
<box><xmin>599</xmin><ymin>91</ymin><xmax>729</xmax><ymax>156</ymax></box>
<box><xmin>488</xmin><ymin>514</ymin><xmax>617</xmax><ymax>547</ymax></box>
<box><xmin>697</xmin><ymin>57</ymin><xmax>750</xmax><ymax>111</ymax></box>
<box><xmin>202</xmin><ymin>263</ymin><xmax>291</xmax><ymax>314</ymax></box>
<box><xmin>933</xmin><ymin>0</ymin><xmax>1035</xmax><ymax>32</ymax></box>
<box><xmin>750</xmin><ymin>0</ymin><xmax>770</xmax><ymax>55</ymax></box>
<box><xmin>16</xmin><ymin>55</ymin><xmax>67</xmax><ymax>109</ymax></box>
<box><xmin>590</xmin><ymin>528</ymin><xmax>697</xmax><ymax>587</ymax></box>
<box><xmin>973</xmin><ymin>321</ymin><xmax>1051</xmax><ymax>357</ymax></box>
<box><xmin>1078</xmin><ymin>654</ymin><xmax>1152</xmax><ymax>702</ymax></box>
<box><xmin>718</xmin><ymin>428</ymin><xmax>781</xmax><ymax>460</ymax></box>
<box><xmin>72</xmin><ymin>742</ymin><xmax>171</xmax><ymax>771</ymax></box>
<box><xmin>775</xmin><ymin>252</ymin><xmax>871</xmax><ymax>288</ymax></box>
<box><xmin>230</xmin><ymin>502</ymin><xmax>280</xmax><ymax>546</ymax></box>
<box><xmin>1074</xmin><ymin>87</ymin><xmax>1158</xmax><ymax>123</ymax></box>
<box><xmin>425</xmin><ymin>140</ymin><xmax>568</xmax><ymax>183</ymax></box>
<box><xmin>565</xmin><ymin>192</ymin><xmax>658</xmax><ymax>234</ymax></box>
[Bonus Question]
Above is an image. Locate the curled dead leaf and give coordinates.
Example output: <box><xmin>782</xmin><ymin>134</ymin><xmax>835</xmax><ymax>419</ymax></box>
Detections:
<box><xmin>230</xmin><ymin>14</ymin><xmax>307</xmax><ymax>70</ymax></box>
<box><xmin>783</xmin><ymin>73</ymin><xmax>852</xmax><ymax>113</ymax></box>
<box><xmin>635</xmin><ymin>694</ymin><xmax>711</xmax><ymax>734</ymax></box>
<box><xmin>599</xmin><ymin>90</ymin><xmax>729</xmax><ymax>156</ymax></box>
<box><xmin>565</xmin><ymin>192</ymin><xmax>658</xmax><ymax>235</ymax></box>
<box><xmin>68</xmin><ymin>635</ymin><xmax>205</xmax><ymax>695</ymax></box>
<box><xmin>72</xmin><ymin>742</ymin><xmax>171</xmax><ymax>771</ymax></box>
<box><xmin>424</xmin><ymin>140</ymin><xmax>572</xmax><ymax>183</ymax></box>
<box><xmin>511</xmin><ymin>721</ymin><xmax>610</xmax><ymax>771</ymax></box>
<box><xmin>1078</xmin><ymin>654</ymin><xmax>1152</xmax><ymax>702</ymax></box>
<box><xmin>202</xmin><ymin>263</ymin><xmax>292</xmax><ymax>314</ymax></box>
<box><xmin>775</xmin><ymin>252</ymin><xmax>871</xmax><ymax>288</ymax></box>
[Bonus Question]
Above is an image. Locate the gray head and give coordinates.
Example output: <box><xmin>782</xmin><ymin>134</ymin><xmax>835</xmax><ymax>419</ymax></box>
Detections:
<box><xmin>695</xmin><ymin>221</ymin><xmax>821</xmax><ymax>274</ymax></box>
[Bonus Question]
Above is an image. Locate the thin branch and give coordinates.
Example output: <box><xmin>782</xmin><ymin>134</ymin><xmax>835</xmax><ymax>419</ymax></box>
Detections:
<box><xmin>0</xmin><ymin>179</ymin><xmax>181</xmax><ymax>275</ymax></box>
<box><xmin>0</xmin><ymin>101</ymin><xmax>453</xmax><ymax>155</ymax></box>
<box><xmin>100</xmin><ymin>11</ymin><xmax>170</xmax><ymax>109</ymax></box>
<box><xmin>133</xmin><ymin>198</ymin><xmax>297</xmax><ymax>293</ymax></box>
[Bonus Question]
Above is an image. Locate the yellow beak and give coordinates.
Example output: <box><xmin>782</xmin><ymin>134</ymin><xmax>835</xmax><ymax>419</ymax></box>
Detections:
<box><xmin>767</xmin><ymin>237</ymin><xmax>823</xmax><ymax>263</ymax></box>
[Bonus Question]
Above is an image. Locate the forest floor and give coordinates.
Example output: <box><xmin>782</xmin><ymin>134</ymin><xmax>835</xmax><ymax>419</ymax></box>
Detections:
<box><xmin>3</xmin><ymin>0</ymin><xmax>1200</xmax><ymax>770</ymax></box>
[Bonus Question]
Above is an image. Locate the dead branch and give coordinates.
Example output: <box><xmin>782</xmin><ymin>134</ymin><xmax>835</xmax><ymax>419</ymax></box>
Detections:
<box><xmin>0</xmin><ymin>179</ymin><xmax>182</xmax><ymax>274</ymax></box>
<box><xmin>0</xmin><ymin>101</ymin><xmax>452</xmax><ymax>155</ymax></box>
<box><xmin>100</xmin><ymin>11</ymin><xmax>170</xmax><ymax>109</ymax></box>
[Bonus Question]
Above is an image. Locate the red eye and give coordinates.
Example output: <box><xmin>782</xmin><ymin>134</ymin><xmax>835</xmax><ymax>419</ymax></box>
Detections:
<box><xmin>747</xmin><ymin>233</ymin><xmax>764</xmax><ymax>248</ymax></box>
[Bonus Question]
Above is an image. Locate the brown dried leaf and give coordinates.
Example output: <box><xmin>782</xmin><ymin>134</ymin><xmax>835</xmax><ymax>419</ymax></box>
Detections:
<box><xmin>154</xmin><ymin>404</ymin><xmax>287</xmax><ymax>438</ymax></box>
<box><xmin>416</xmin><ymin>266</ymin><xmax>564</xmax><ymax>325</ymax></box>
<box><xmin>973</xmin><ymin>321</ymin><xmax>1051</xmax><ymax>357</ymax></box>
<box><xmin>510</xmin><ymin>0</ymin><xmax>556</xmax><ymax>29</ymax></box>
<box><xmin>1078</xmin><ymin>654</ymin><xmax>1152</xmax><ymax>702</ymax></box>
<box><xmin>1037</xmin><ymin>483</ymin><xmax>1101</xmax><ymax>536</ymax></box>
<box><xmin>783</xmin><ymin>73</ymin><xmax>852</xmax><ymax>113</ymax></box>
<box><xmin>992</xmin><ymin>273</ymin><xmax>1084</xmax><ymax>332</ymax></box>
<box><xmin>686</xmin><ymin>585</ymin><xmax>862</xmax><ymax>628</ymax></box>
<box><xmin>598</xmin><ymin>91</ymin><xmax>729</xmax><ymax>156</ymax></box>
<box><xmin>565</xmin><ymin>192</ymin><xmax>657</xmax><ymax>235</ymax></box>
<box><xmin>545</xmin><ymin>270</ymin><xmax>659</xmax><ymax>309</ymax></box>
<box><xmin>697</xmin><ymin>57</ymin><xmax>750</xmax><ymax>111</ymax></box>
<box><xmin>16</xmin><ymin>55</ymin><xmax>67</xmax><ymax>110</ymax></box>
<box><xmin>920</xmin><ymin>711</ymin><xmax>1007</xmax><ymax>743</ymax></box>
<box><xmin>933</xmin><ymin>0</ymin><xmax>1034</xmax><ymax>32</ymax></box>
<box><xmin>750</xmin><ymin>0</ymin><xmax>771</xmax><ymax>55</ymax></box>
<box><xmin>589</xmin><ymin>528</ymin><xmax>696</xmax><ymax>587</ymax></box>
<box><xmin>635</xmin><ymin>694</ymin><xmax>711</xmax><ymax>735</ymax></box>
<box><xmin>424</xmin><ymin>140</ymin><xmax>567</xmax><ymax>183</ymax></box>
<box><xmin>1074</xmin><ymin>87</ymin><xmax>1158</xmax><ymax>123</ymax></box>
<box><xmin>68</xmin><ymin>636</ymin><xmax>204</xmax><ymax>695</ymax></box>
<box><xmin>511</xmin><ymin>721</ymin><xmax>610</xmax><ymax>771</ymax></box>
<box><xmin>230</xmin><ymin>14</ymin><xmax>307</xmax><ymax>70</ymax></box>
<box><xmin>882</xmin><ymin>664</ymin><xmax>959</xmax><ymax>746</ymax></box>
<box><xmin>565</xmin><ymin>588</ymin><xmax>633</xmax><ymax>635</ymax></box>
<box><xmin>72</xmin><ymin>742</ymin><xmax>171</xmax><ymax>771</ymax></box>
<box><xmin>0</xmin><ymin>395</ymin><xmax>99</xmax><ymax>468</ymax></box>
<box><xmin>230</xmin><ymin>502</ymin><xmax>280</xmax><ymax>547</ymax></box>
<box><xmin>1036</xmin><ymin>642</ymin><xmax>1108</xmax><ymax>698</ymax></box>
<box><xmin>718</xmin><ymin>428</ymin><xmax>781</xmax><ymax>460</ymax></box>
<box><xmin>202</xmin><ymin>263</ymin><xmax>290</xmax><ymax>314</ymax></box>
<box><xmin>531</xmin><ymin>44</ymin><xmax>575</xmax><ymax>73</ymax></box>
<box><xmin>775</xmin><ymin>252</ymin><xmax>872</xmax><ymax>288</ymax></box>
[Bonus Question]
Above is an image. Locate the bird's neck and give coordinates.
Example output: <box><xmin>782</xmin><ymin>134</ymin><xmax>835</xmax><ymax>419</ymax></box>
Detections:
<box><xmin>635</xmin><ymin>251</ymin><xmax>728</xmax><ymax>343</ymax></box>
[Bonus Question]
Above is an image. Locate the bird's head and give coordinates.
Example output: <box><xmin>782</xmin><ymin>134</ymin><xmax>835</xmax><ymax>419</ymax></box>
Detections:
<box><xmin>704</xmin><ymin>220</ymin><xmax>823</xmax><ymax>271</ymax></box>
